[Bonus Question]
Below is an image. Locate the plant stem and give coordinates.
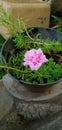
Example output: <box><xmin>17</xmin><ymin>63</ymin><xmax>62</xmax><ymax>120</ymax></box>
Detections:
<box><xmin>21</xmin><ymin>20</ymin><xmax>34</xmax><ymax>41</ymax></box>
<box><xmin>21</xmin><ymin>20</ymin><xmax>43</xmax><ymax>45</ymax></box>
<box><xmin>0</xmin><ymin>65</ymin><xmax>32</xmax><ymax>73</ymax></box>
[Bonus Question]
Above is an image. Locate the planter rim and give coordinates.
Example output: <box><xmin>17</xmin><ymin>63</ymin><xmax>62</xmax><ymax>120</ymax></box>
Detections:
<box><xmin>8</xmin><ymin>73</ymin><xmax>62</xmax><ymax>87</ymax></box>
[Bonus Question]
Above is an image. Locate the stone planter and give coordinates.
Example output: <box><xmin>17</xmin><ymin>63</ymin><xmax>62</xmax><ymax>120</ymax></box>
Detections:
<box><xmin>1</xmin><ymin>27</ymin><xmax>62</xmax><ymax>120</ymax></box>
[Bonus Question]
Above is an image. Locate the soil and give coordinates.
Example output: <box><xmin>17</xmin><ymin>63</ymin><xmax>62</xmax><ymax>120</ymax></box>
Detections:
<box><xmin>45</xmin><ymin>52</ymin><xmax>62</xmax><ymax>63</ymax></box>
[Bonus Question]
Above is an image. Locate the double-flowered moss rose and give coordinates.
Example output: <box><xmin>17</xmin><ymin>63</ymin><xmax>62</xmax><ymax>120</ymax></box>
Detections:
<box><xmin>23</xmin><ymin>48</ymin><xmax>48</xmax><ymax>70</ymax></box>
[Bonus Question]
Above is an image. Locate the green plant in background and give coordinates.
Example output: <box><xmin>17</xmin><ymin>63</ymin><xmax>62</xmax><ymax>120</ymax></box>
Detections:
<box><xmin>0</xmin><ymin>5</ymin><xmax>26</xmax><ymax>35</ymax></box>
<box><xmin>52</xmin><ymin>15</ymin><xmax>62</xmax><ymax>32</ymax></box>
<box><xmin>0</xmin><ymin>35</ymin><xmax>6</xmax><ymax>79</ymax></box>
<box><xmin>0</xmin><ymin>34</ymin><xmax>5</xmax><ymax>48</ymax></box>
<box><xmin>0</xmin><ymin>5</ymin><xmax>62</xmax><ymax>84</ymax></box>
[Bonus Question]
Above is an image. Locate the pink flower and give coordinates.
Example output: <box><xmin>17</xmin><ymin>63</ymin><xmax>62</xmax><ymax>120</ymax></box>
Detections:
<box><xmin>23</xmin><ymin>48</ymin><xmax>48</xmax><ymax>70</ymax></box>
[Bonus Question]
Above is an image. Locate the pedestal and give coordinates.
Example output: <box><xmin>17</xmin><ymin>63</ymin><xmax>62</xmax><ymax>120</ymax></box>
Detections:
<box><xmin>3</xmin><ymin>74</ymin><xmax>62</xmax><ymax>120</ymax></box>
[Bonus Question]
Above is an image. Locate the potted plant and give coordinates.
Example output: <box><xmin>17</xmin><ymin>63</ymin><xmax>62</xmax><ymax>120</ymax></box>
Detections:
<box><xmin>0</xmin><ymin>6</ymin><xmax>62</xmax><ymax>92</ymax></box>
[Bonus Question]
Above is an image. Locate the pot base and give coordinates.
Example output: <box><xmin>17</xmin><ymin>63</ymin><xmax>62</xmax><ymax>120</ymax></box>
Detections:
<box><xmin>2</xmin><ymin>74</ymin><xmax>62</xmax><ymax>101</ymax></box>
